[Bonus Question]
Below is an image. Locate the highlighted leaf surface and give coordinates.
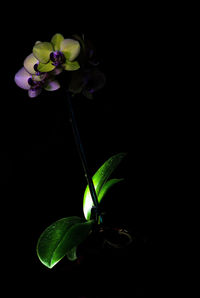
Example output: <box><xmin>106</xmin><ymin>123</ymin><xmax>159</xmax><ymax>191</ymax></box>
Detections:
<box><xmin>37</xmin><ymin>216</ymin><xmax>93</xmax><ymax>268</ymax></box>
<box><xmin>83</xmin><ymin>152</ymin><xmax>126</xmax><ymax>220</ymax></box>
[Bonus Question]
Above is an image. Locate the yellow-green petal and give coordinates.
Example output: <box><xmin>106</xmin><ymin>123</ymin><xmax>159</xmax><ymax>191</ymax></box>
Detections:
<box><xmin>63</xmin><ymin>51</ymin><xmax>71</xmax><ymax>60</ymax></box>
<box><xmin>31</xmin><ymin>75</ymin><xmax>42</xmax><ymax>82</ymax></box>
<box><xmin>51</xmin><ymin>33</ymin><xmax>64</xmax><ymax>51</ymax></box>
<box><xmin>60</xmin><ymin>39</ymin><xmax>80</xmax><ymax>61</ymax></box>
<box><xmin>32</xmin><ymin>73</ymin><xmax>47</xmax><ymax>81</ymax></box>
<box><xmin>33</xmin><ymin>42</ymin><xmax>53</xmax><ymax>63</ymax></box>
<box><xmin>64</xmin><ymin>61</ymin><xmax>80</xmax><ymax>71</ymax></box>
<box><xmin>37</xmin><ymin>61</ymin><xmax>55</xmax><ymax>72</ymax></box>
<box><xmin>24</xmin><ymin>54</ymin><xmax>38</xmax><ymax>74</ymax></box>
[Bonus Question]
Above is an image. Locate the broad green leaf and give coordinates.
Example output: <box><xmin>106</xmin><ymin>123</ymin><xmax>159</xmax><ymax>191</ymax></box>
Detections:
<box><xmin>51</xmin><ymin>33</ymin><xmax>64</xmax><ymax>51</ymax></box>
<box><xmin>37</xmin><ymin>61</ymin><xmax>55</xmax><ymax>72</ymax></box>
<box><xmin>94</xmin><ymin>153</ymin><xmax>127</xmax><ymax>195</ymax></box>
<box><xmin>48</xmin><ymin>220</ymin><xmax>94</xmax><ymax>266</ymax></box>
<box><xmin>60</xmin><ymin>39</ymin><xmax>80</xmax><ymax>61</ymax></box>
<box><xmin>36</xmin><ymin>216</ymin><xmax>83</xmax><ymax>268</ymax></box>
<box><xmin>98</xmin><ymin>178</ymin><xmax>124</xmax><ymax>202</ymax></box>
<box><xmin>64</xmin><ymin>60</ymin><xmax>80</xmax><ymax>71</ymax></box>
<box><xmin>61</xmin><ymin>220</ymin><xmax>94</xmax><ymax>255</ymax></box>
<box><xmin>33</xmin><ymin>42</ymin><xmax>53</xmax><ymax>63</ymax></box>
<box><xmin>83</xmin><ymin>153</ymin><xmax>127</xmax><ymax>220</ymax></box>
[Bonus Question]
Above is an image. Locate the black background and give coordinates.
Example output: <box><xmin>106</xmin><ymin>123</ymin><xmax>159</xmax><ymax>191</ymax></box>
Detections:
<box><xmin>0</xmin><ymin>3</ymin><xmax>170</xmax><ymax>297</ymax></box>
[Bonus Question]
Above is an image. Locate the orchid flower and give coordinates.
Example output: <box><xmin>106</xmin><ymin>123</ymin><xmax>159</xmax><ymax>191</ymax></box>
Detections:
<box><xmin>14</xmin><ymin>62</ymin><xmax>60</xmax><ymax>98</ymax></box>
<box><xmin>69</xmin><ymin>68</ymin><xmax>106</xmax><ymax>99</ymax></box>
<box><xmin>32</xmin><ymin>33</ymin><xmax>80</xmax><ymax>73</ymax></box>
<box><xmin>14</xmin><ymin>34</ymin><xmax>104</xmax><ymax>99</ymax></box>
<box><xmin>13</xmin><ymin>33</ymin><xmax>130</xmax><ymax>271</ymax></box>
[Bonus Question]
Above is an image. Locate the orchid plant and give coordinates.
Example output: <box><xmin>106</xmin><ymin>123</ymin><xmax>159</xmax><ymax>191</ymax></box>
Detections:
<box><xmin>15</xmin><ymin>33</ymin><xmax>131</xmax><ymax>269</ymax></box>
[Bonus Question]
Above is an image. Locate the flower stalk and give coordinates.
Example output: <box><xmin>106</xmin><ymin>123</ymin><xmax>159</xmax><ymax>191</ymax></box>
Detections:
<box><xmin>66</xmin><ymin>90</ymin><xmax>102</xmax><ymax>223</ymax></box>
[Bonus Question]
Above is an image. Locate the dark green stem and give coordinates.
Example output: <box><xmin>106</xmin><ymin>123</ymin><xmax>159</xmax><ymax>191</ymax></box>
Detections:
<box><xmin>65</xmin><ymin>90</ymin><xmax>102</xmax><ymax>223</ymax></box>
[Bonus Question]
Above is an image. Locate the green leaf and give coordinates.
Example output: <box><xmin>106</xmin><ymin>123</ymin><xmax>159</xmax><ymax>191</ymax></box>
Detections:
<box><xmin>33</xmin><ymin>42</ymin><xmax>53</xmax><ymax>63</ymax></box>
<box><xmin>98</xmin><ymin>178</ymin><xmax>124</xmax><ymax>202</ymax></box>
<box><xmin>63</xmin><ymin>220</ymin><xmax>94</xmax><ymax>254</ymax></box>
<box><xmin>64</xmin><ymin>60</ymin><xmax>80</xmax><ymax>71</ymax></box>
<box><xmin>83</xmin><ymin>153</ymin><xmax>127</xmax><ymax>220</ymax></box>
<box><xmin>51</xmin><ymin>33</ymin><xmax>64</xmax><ymax>51</ymax></box>
<box><xmin>36</xmin><ymin>216</ymin><xmax>83</xmax><ymax>268</ymax></box>
<box><xmin>37</xmin><ymin>61</ymin><xmax>55</xmax><ymax>72</ymax></box>
<box><xmin>94</xmin><ymin>153</ymin><xmax>127</xmax><ymax>195</ymax></box>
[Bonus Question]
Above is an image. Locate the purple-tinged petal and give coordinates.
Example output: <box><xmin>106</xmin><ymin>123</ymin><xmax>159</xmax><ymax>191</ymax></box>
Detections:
<box><xmin>14</xmin><ymin>67</ymin><xmax>31</xmax><ymax>90</ymax></box>
<box><xmin>28</xmin><ymin>88</ymin><xmax>42</xmax><ymax>98</ymax></box>
<box><xmin>44</xmin><ymin>80</ymin><xmax>60</xmax><ymax>91</ymax></box>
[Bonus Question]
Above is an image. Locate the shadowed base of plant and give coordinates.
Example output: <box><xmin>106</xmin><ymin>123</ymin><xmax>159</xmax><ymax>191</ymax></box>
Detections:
<box><xmin>77</xmin><ymin>224</ymin><xmax>135</xmax><ymax>260</ymax></box>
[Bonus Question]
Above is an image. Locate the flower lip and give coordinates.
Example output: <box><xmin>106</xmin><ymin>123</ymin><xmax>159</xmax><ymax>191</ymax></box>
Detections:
<box><xmin>34</xmin><ymin>63</ymin><xmax>38</xmax><ymax>71</ymax></box>
<box><xmin>50</xmin><ymin>51</ymin><xmax>65</xmax><ymax>66</ymax></box>
<box><xmin>28</xmin><ymin>77</ymin><xmax>43</xmax><ymax>89</ymax></box>
<box><xmin>28</xmin><ymin>78</ymin><xmax>34</xmax><ymax>86</ymax></box>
